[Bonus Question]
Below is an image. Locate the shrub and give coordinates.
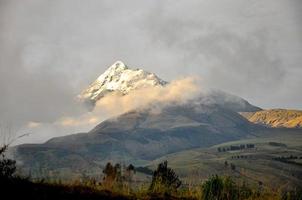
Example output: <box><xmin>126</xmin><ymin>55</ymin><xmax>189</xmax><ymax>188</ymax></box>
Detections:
<box><xmin>202</xmin><ymin>175</ymin><xmax>224</xmax><ymax>200</ymax></box>
<box><xmin>201</xmin><ymin>175</ymin><xmax>252</xmax><ymax>200</ymax></box>
<box><xmin>281</xmin><ymin>188</ymin><xmax>302</xmax><ymax>200</ymax></box>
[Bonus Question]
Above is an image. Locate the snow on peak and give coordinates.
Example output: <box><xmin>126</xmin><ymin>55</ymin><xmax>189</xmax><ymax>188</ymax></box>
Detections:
<box><xmin>78</xmin><ymin>61</ymin><xmax>168</xmax><ymax>103</ymax></box>
<box><xmin>105</xmin><ymin>61</ymin><xmax>127</xmax><ymax>72</ymax></box>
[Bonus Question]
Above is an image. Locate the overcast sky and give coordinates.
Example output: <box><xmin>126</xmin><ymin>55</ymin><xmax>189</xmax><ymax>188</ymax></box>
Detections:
<box><xmin>0</xmin><ymin>0</ymin><xmax>302</xmax><ymax>130</ymax></box>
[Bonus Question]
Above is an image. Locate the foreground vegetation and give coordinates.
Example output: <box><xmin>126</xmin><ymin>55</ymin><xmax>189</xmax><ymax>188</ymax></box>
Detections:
<box><xmin>1</xmin><ymin>145</ymin><xmax>302</xmax><ymax>200</ymax></box>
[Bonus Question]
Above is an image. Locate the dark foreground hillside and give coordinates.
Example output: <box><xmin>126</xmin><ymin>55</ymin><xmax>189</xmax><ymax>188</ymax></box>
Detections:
<box><xmin>1</xmin><ymin>174</ymin><xmax>302</xmax><ymax>200</ymax></box>
<box><xmin>0</xmin><ymin>177</ymin><xmax>133</xmax><ymax>200</ymax></box>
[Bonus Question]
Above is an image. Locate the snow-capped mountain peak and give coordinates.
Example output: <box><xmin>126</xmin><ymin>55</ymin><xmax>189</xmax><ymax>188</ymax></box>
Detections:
<box><xmin>98</xmin><ymin>61</ymin><xmax>128</xmax><ymax>79</ymax></box>
<box><xmin>78</xmin><ymin>61</ymin><xmax>168</xmax><ymax>104</ymax></box>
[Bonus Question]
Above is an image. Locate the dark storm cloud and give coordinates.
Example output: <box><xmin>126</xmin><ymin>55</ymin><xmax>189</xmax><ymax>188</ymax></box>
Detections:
<box><xmin>0</xmin><ymin>0</ymin><xmax>301</xmax><ymax>134</ymax></box>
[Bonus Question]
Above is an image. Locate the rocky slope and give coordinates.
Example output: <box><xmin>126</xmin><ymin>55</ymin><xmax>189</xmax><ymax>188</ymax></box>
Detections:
<box><xmin>240</xmin><ymin>109</ymin><xmax>302</xmax><ymax>128</ymax></box>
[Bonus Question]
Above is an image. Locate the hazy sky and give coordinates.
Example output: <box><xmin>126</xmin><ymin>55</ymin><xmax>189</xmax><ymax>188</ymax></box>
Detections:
<box><xmin>0</xmin><ymin>0</ymin><xmax>302</xmax><ymax>130</ymax></box>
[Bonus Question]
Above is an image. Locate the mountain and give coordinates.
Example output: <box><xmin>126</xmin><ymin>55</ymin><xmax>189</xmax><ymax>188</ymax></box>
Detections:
<box><xmin>14</xmin><ymin>61</ymin><xmax>264</xmax><ymax>178</ymax></box>
<box><xmin>240</xmin><ymin>109</ymin><xmax>302</xmax><ymax>128</ymax></box>
<box><xmin>78</xmin><ymin>61</ymin><xmax>260</xmax><ymax>112</ymax></box>
<box><xmin>15</xmin><ymin>102</ymin><xmax>261</xmax><ymax>178</ymax></box>
<box><xmin>78</xmin><ymin>61</ymin><xmax>167</xmax><ymax>105</ymax></box>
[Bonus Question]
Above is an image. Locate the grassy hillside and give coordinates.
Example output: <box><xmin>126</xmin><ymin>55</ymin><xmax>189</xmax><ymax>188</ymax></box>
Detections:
<box><xmin>240</xmin><ymin>109</ymin><xmax>302</xmax><ymax>128</ymax></box>
<box><xmin>148</xmin><ymin>128</ymin><xmax>302</xmax><ymax>189</ymax></box>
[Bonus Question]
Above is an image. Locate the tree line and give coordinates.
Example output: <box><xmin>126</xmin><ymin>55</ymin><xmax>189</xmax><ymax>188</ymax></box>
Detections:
<box><xmin>218</xmin><ymin>144</ymin><xmax>255</xmax><ymax>152</ymax></box>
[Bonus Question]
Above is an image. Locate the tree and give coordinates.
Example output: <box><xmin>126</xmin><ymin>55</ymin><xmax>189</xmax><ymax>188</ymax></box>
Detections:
<box><xmin>125</xmin><ymin>164</ymin><xmax>135</xmax><ymax>182</ymax></box>
<box><xmin>231</xmin><ymin>163</ymin><xmax>236</xmax><ymax>171</ymax></box>
<box><xmin>149</xmin><ymin>161</ymin><xmax>181</xmax><ymax>194</ymax></box>
<box><xmin>102</xmin><ymin>162</ymin><xmax>122</xmax><ymax>188</ymax></box>
<box><xmin>113</xmin><ymin>163</ymin><xmax>122</xmax><ymax>183</ymax></box>
<box><xmin>103</xmin><ymin>162</ymin><xmax>115</xmax><ymax>179</ymax></box>
<box><xmin>224</xmin><ymin>161</ymin><xmax>229</xmax><ymax>168</ymax></box>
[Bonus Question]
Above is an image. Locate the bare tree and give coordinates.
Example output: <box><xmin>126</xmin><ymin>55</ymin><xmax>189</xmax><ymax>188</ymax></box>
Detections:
<box><xmin>0</xmin><ymin>122</ymin><xmax>30</xmax><ymax>179</ymax></box>
<box><xmin>0</xmin><ymin>122</ymin><xmax>17</xmax><ymax>178</ymax></box>
<box><xmin>0</xmin><ymin>121</ymin><xmax>31</xmax><ymax>147</ymax></box>
<box><xmin>0</xmin><ymin>121</ymin><xmax>16</xmax><ymax>147</ymax></box>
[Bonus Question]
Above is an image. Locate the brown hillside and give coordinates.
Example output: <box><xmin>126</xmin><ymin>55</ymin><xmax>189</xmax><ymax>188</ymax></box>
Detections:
<box><xmin>240</xmin><ymin>109</ymin><xmax>302</xmax><ymax>128</ymax></box>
